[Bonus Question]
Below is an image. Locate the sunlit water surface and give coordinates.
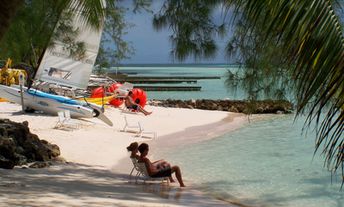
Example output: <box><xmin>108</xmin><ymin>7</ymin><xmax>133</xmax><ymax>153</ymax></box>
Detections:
<box><xmin>162</xmin><ymin>115</ymin><xmax>344</xmax><ymax>207</ymax></box>
<box><xmin>117</xmin><ymin>65</ymin><xmax>343</xmax><ymax>206</ymax></box>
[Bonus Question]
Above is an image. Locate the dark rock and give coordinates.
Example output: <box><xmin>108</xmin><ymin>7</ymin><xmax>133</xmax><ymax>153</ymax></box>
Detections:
<box><xmin>22</xmin><ymin>121</ymin><xmax>29</xmax><ymax>127</ymax></box>
<box><xmin>151</xmin><ymin>99</ymin><xmax>294</xmax><ymax>114</ymax></box>
<box><xmin>0</xmin><ymin>138</ymin><xmax>18</xmax><ymax>163</ymax></box>
<box><xmin>0</xmin><ymin>119</ymin><xmax>61</xmax><ymax>169</ymax></box>
<box><xmin>47</xmin><ymin>144</ymin><xmax>61</xmax><ymax>158</ymax></box>
<box><xmin>0</xmin><ymin>155</ymin><xmax>15</xmax><ymax>169</ymax></box>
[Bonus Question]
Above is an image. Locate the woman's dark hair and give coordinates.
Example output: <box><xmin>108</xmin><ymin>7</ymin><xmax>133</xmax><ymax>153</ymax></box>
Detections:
<box><xmin>138</xmin><ymin>143</ymin><xmax>149</xmax><ymax>154</ymax></box>
<box><xmin>126</xmin><ymin>142</ymin><xmax>138</xmax><ymax>152</ymax></box>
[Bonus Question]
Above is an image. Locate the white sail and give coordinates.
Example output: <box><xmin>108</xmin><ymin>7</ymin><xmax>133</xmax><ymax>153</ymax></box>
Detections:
<box><xmin>35</xmin><ymin>7</ymin><xmax>104</xmax><ymax>89</ymax></box>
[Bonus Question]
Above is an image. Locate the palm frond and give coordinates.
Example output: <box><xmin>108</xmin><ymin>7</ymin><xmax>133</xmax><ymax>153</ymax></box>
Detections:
<box><xmin>227</xmin><ymin>0</ymin><xmax>344</xmax><ymax>178</ymax></box>
<box><xmin>68</xmin><ymin>0</ymin><xmax>109</xmax><ymax>30</ymax></box>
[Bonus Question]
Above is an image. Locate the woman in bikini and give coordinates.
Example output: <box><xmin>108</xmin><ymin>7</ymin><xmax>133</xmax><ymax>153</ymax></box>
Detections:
<box><xmin>137</xmin><ymin>143</ymin><xmax>185</xmax><ymax>187</ymax></box>
<box><xmin>126</xmin><ymin>142</ymin><xmax>172</xmax><ymax>173</ymax></box>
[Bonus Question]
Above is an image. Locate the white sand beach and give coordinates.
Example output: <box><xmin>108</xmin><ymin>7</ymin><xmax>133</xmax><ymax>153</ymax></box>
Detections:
<box><xmin>0</xmin><ymin>101</ymin><xmax>256</xmax><ymax>207</ymax></box>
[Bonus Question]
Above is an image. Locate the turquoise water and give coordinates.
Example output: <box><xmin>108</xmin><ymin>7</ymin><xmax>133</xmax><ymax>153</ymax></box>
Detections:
<box><xmin>163</xmin><ymin>115</ymin><xmax>344</xmax><ymax>207</ymax></box>
<box><xmin>118</xmin><ymin>65</ymin><xmax>343</xmax><ymax>206</ymax></box>
<box><xmin>115</xmin><ymin>65</ymin><xmax>247</xmax><ymax>100</ymax></box>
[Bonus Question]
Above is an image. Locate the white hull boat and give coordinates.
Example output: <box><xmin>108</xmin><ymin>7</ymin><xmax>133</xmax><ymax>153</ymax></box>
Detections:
<box><xmin>0</xmin><ymin>85</ymin><xmax>113</xmax><ymax>126</ymax></box>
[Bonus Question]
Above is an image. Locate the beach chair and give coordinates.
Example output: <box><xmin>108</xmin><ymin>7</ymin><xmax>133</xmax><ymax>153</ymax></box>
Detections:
<box><xmin>135</xmin><ymin>162</ymin><xmax>169</xmax><ymax>185</ymax></box>
<box><xmin>115</xmin><ymin>82</ymin><xmax>134</xmax><ymax>97</ymax></box>
<box><xmin>122</xmin><ymin>115</ymin><xmax>157</xmax><ymax>139</ymax></box>
<box><xmin>123</xmin><ymin>115</ymin><xmax>141</xmax><ymax>133</ymax></box>
<box><xmin>121</xmin><ymin>82</ymin><xmax>134</xmax><ymax>91</ymax></box>
<box><xmin>119</xmin><ymin>104</ymin><xmax>140</xmax><ymax>115</ymax></box>
<box><xmin>55</xmin><ymin>111</ymin><xmax>67</xmax><ymax>129</ymax></box>
<box><xmin>136</xmin><ymin>122</ymin><xmax>157</xmax><ymax>139</ymax></box>
<box><xmin>129</xmin><ymin>158</ymin><xmax>141</xmax><ymax>182</ymax></box>
<box><xmin>54</xmin><ymin>110</ymin><xmax>79</xmax><ymax>130</ymax></box>
<box><xmin>64</xmin><ymin>110</ymin><xmax>80</xmax><ymax>128</ymax></box>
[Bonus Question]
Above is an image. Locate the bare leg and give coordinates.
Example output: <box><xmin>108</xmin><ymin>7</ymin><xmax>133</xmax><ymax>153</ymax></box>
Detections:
<box><xmin>165</xmin><ymin>163</ymin><xmax>175</xmax><ymax>182</ymax></box>
<box><xmin>169</xmin><ymin>176</ymin><xmax>175</xmax><ymax>182</ymax></box>
<box><xmin>171</xmin><ymin>166</ymin><xmax>185</xmax><ymax>187</ymax></box>
<box><xmin>156</xmin><ymin>161</ymin><xmax>174</xmax><ymax>182</ymax></box>
<box><xmin>138</xmin><ymin>106</ymin><xmax>152</xmax><ymax>116</ymax></box>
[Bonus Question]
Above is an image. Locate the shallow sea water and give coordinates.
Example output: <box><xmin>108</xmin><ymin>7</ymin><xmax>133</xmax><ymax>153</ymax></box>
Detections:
<box><xmin>163</xmin><ymin>115</ymin><xmax>344</xmax><ymax>207</ymax></box>
<box><xmin>118</xmin><ymin>65</ymin><xmax>344</xmax><ymax>207</ymax></box>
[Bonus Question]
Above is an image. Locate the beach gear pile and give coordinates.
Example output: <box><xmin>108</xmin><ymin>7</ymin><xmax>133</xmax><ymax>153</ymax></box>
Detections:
<box><xmin>90</xmin><ymin>83</ymin><xmax>148</xmax><ymax>108</ymax></box>
<box><xmin>0</xmin><ymin>58</ymin><xmax>28</xmax><ymax>86</ymax></box>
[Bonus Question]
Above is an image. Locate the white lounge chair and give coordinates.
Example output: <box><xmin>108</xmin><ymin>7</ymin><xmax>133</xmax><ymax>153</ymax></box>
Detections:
<box><xmin>123</xmin><ymin>115</ymin><xmax>141</xmax><ymax>133</ymax></box>
<box><xmin>122</xmin><ymin>82</ymin><xmax>134</xmax><ymax>90</ymax></box>
<box><xmin>115</xmin><ymin>82</ymin><xmax>134</xmax><ymax>97</ymax></box>
<box><xmin>129</xmin><ymin>157</ymin><xmax>141</xmax><ymax>182</ymax></box>
<box><xmin>122</xmin><ymin>115</ymin><xmax>157</xmax><ymax>139</ymax></box>
<box><xmin>135</xmin><ymin>162</ymin><xmax>169</xmax><ymax>185</ymax></box>
<box><xmin>119</xmin><ymin>104</ymin><xmax>140</xmax><ymax>115</ymax></box>
<box><xmin>54</xmin><ymin>110</ymin><xmax>79</xmax><ymax>130</ymax></box>
<box><xmin>64</xmin><ymin>110</ymin><xmax>80</xmax><ymax>128</ymax></box>
<box><xmin>136</xmin><ymin>122</ymin><xmax>157</xmax><ymax>139</ymax></box>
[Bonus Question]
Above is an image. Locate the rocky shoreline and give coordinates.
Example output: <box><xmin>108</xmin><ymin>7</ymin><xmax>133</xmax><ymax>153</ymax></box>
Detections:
<box><xmin>149</xmin><ymin>99</ymin><xmax>293</xmax><ymax>114</ymax></box>
<box><xmin>0</xmin><ymin>119</ymin><xmax>61</xmax><ymax>169</ymax></box>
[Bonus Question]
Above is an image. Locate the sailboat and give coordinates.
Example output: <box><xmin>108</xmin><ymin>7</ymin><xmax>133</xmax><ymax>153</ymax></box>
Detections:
<box><xmin>0</xmin><ymin>2</ymin><xmax>113</xmax><ymax>126</ymax></box>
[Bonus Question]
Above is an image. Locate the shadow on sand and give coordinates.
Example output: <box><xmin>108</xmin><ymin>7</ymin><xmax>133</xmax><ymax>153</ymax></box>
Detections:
<box><xmin>0</xmin><ymin>162</ymin><xmax>230</xmax><ymax>207</ymax></box>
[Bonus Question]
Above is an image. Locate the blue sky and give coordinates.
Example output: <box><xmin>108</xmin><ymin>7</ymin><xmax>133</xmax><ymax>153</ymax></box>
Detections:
<box><xmin>121</xmin><ymin>2</ymin><xmax>231</xmax><ymax>64</ymax></box>
<box><xmin>120</xmin><ymin>1</ymin><xmax>344</xmax><ymax>64</ymax></box>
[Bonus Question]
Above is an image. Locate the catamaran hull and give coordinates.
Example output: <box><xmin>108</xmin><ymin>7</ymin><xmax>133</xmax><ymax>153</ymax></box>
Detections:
<box><xmin>0</xmin><ymin>85</ymin><xmax>102</xmax><ymax>120</ymax></box>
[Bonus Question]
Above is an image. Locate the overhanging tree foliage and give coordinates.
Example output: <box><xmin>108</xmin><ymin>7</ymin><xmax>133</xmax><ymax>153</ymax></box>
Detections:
<box><xmin>95</xmin><ymin>4</ymin><xmax>135</xmax><ymax>73</ymax></box>
<box><xmin>225</xmin><ymin>12</ymin><xmax>293</xmax><ymax>101</ymax></box>
<box><xmin>153</xmin><ymin>0</ymin><xmax>344</xmax><ymax>182</ymax></box>
<box><xmin>0</xmin><ymin>0</ymin><xmax>119</xmax><ymax>68</ymax></box>
<box><xmin>153</xmin><ymin>0</ymin><xmax>226</xmax><ymax>61</ymax></box>
<box><xmin>227</xmin><ymin>0</ymin><xmax>344</xmax><ymax>181</ymax></box>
